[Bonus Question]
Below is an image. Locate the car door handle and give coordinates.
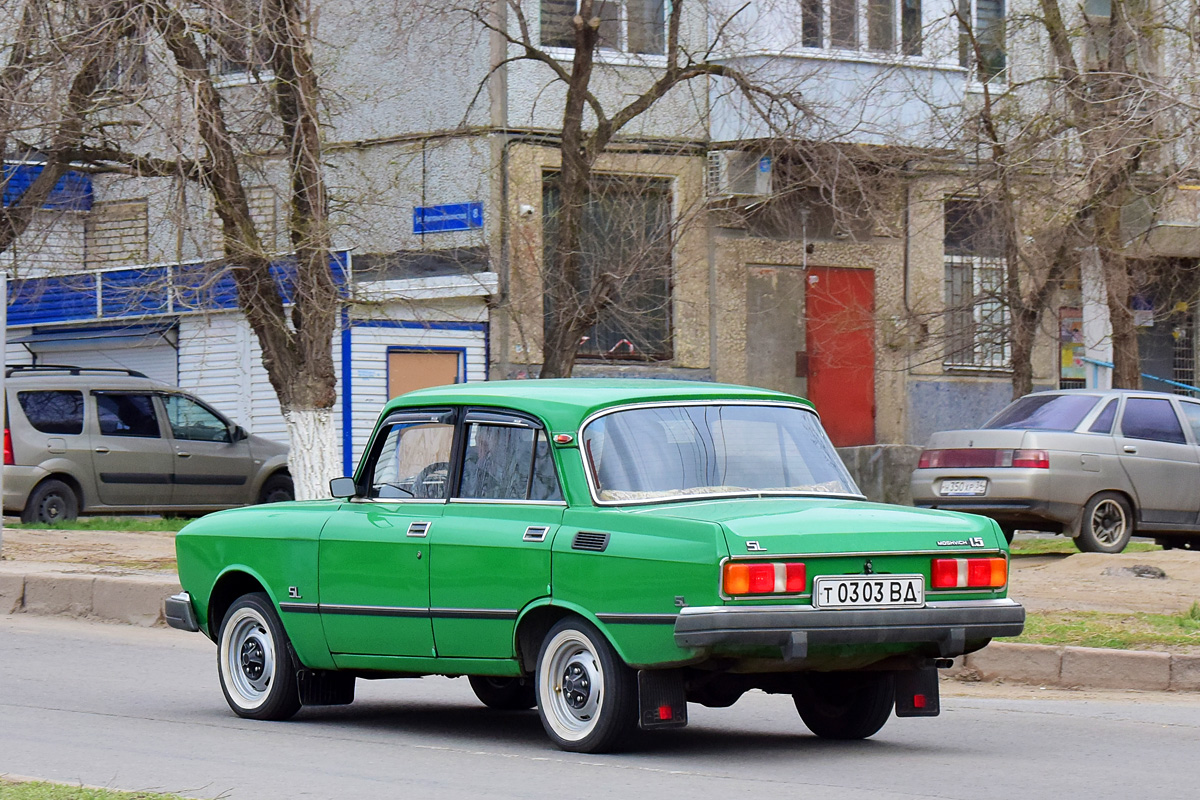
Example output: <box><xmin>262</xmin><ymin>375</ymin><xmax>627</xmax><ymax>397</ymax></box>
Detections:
<box><xmin>177</xmin><ymin>451</ymin><xmax>192</xmax><ymax>458</ymax></box>
<box><xmin>1123</xmin><ymin>445</ymin><xmax>1137</xmax><ymax>454</ymax></box>
<box><xmin>94</xmin><ymin>446</ymin><xmax>110</xmax><ymax>454</ymax></box>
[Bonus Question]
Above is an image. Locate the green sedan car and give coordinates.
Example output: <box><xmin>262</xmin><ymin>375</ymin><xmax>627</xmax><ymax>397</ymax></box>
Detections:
<box><xmin>166</xmin><ymin>380</ymin><xmax>1024</xmax><ymax>752</ymax></box>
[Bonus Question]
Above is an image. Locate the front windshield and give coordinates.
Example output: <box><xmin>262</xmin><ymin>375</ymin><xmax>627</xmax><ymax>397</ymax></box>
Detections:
<box><xmin>581</xmin><ymin>404</ymin><xmax>860</xmax><ymax>503</ymax></box>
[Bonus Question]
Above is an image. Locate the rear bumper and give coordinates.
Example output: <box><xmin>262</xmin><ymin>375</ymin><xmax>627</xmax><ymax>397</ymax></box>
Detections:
<box><xmin>674</xmin><ymin>598</ymin><xmax>1025</xmax><ymax>659</ymax></box>
<box><xmin>2</xmin><ymin>465</ymin><xmax>45</xmax><ymax>513</ymax></box>
<box><xmin>165</xmin><ymin>592</ymin><xmax>200</xmax><ymax>632</ymax></box>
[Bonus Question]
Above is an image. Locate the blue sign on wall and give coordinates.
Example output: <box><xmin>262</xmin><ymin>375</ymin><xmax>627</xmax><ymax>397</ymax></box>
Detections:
<box><xmin>413</xmin><ymin>201</ymin><xmax>483</xmax><ymax>234</ymax></box>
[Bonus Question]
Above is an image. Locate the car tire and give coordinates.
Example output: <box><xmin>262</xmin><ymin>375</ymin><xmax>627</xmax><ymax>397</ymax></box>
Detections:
<box><xmin>468</xmin><ymin>675</ymin><xmax>537</xmax><ymax>710</ymax></box>
<box><xmin>793</xmin><ymin>671</ymin><xmax>895</xmax><ymax>740</ymax></box>
<box><xmin>258</xmin><ymin>474</ymin><xmax>294</xmax><ymax>504</ymax></box>
<box><xmin>20</xmin><ymin>479</ymin><xmax>79</xmax><ymax>524</ymax></box>
<box><xmin>534</xmin><ymin>618</ymin><xmax>638</xmax><ymax>753</ymax></box>
<box><xmin>217</xmin><ymin>592</ymin><xmax>302</xmax><ymax>721</ymax></box>
<box><xmin>1076</xmin><ymin>492</ymin><xmax>1134</xmax><ymax>554</ymax></box>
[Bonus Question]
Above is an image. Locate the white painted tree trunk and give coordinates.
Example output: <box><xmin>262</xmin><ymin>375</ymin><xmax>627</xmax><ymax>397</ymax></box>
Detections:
<box><xmin>283</xmin><ymin>406</ymin><xmax>339</xmax><ymax>501</ymax></box>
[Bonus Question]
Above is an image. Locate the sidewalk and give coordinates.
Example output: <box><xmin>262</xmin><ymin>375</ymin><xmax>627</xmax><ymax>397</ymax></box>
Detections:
<box><xmin>2</xmin><ymin>556</ymin><xmax>1198</xmax><ymax>694</ymax></box>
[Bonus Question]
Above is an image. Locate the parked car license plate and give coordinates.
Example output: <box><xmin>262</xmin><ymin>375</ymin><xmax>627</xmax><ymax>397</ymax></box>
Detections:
<box><xmin>812</xmin><ymin>575</ymin><xmax>925</xmax><ymax>609</ymax></box>
<box><xmin>940</xmin><ymin>478</ymin><xmax>987</xmax><ymax>496</ymax></box>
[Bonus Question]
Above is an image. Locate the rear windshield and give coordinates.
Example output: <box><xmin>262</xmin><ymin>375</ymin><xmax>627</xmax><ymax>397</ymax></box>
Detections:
<box><xmin>984</xmin><ymin>394</ymin><xmax>1101</xmax><ymax>431</ymax></box>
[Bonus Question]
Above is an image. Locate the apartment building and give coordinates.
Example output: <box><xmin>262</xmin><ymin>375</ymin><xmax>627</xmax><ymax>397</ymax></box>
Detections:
<box><xmin>4</xmin><ymin>0</ymin><xmax>1197</xmax><ymax>471</ymax></box>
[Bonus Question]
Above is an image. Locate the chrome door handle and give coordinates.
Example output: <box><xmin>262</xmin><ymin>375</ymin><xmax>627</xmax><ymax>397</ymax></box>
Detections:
<box><xmin>177</xmin><ymin>451</ymin><xmax>192</xmax><ymax>458</ymax></box>
<box><xmin>94</xmin><ymin>446</ymin><xmax>110</xmax><ymax>454</ymax></box>
<box><xmin>1123</xmin><ymin>445</ymin><xmax>1137</xmax><ymax>454</ymax></box>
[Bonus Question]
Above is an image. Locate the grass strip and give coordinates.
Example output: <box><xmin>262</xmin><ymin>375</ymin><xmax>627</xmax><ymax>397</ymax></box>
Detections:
<box><xmin>4</xmin><ymin>517</ymin><xmax>191</xmax><ymax>533</ymax></box>
<box><xmin>0</xmin><ymin>779</ymin><xmax>192</xmax><ymax>800</ymax></box>
<box><xmin>1014</xmin><ymin>604</ymin><xmax>1200</xmax><ymax>651</ymax></box>
<box><xmin>1010</xmin><ymin>538</ymin><xmax>1161</xmax><ymax>556</ymax></box>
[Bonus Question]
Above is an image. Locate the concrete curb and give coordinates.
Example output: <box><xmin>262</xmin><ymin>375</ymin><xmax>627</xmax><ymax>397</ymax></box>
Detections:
<box><xmin>957</xmin><ymin>641</ymin><xmax>1200</xmax><ymax>693</ymax></box>
<box><xmin>0</xmin><ymin>567</ymin><xmax>180</xmax><ymax>627</ymax></box>
<box><xmin>2</xmin><ymin>567</ymin><xmax>1197</xmax><ymax>693</ymax></box>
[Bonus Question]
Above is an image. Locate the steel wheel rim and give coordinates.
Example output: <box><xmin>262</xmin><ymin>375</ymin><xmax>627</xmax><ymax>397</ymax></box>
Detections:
<box><xmin>540</xmin><ymin>631</ymin><xmax>604</xmax><ymax>741</ymax></box>
<box><xmin>40</xmin><ymin>495</ymin><xmax>65</xmax><ymax>521</ymax></box>
<box><xmin>1091</xmin><ymin>499</ymin><xmax>1127</xmax><ymax>545</ymax></box>
<box><xmin>221</xmin><ymin>608</ymin><xmax>276</xmax><ymax>709</ymax></box>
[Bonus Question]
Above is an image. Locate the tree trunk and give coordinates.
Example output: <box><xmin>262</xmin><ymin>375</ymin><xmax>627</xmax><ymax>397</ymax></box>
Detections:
<box><xmin>283</xmin><ymin>407</ymin><xmax>339</xmax><ymax>500</ymax></box>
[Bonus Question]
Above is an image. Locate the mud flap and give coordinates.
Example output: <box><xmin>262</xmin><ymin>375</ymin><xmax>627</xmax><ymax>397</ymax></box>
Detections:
<box><xmin>894</xmin><ymin>667</ymin><xmax>940</xmax><ymax>717</ymax></box>
<box><xmin>298</xmin><ymin>670</ymin><xmax>356</xmax><ymax>706</ymax></box>
<box><xmin>638</xmin><ymin>669</ymin><xmax>688</xmax><ymax>730</ymax></box>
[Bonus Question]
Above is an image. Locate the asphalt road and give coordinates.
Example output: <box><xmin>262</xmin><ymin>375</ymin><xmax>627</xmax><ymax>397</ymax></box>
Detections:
<box><xmin>2</xmin><ymin>616</ymin><xmax>1198</xmax><ymax>800</ymax></box>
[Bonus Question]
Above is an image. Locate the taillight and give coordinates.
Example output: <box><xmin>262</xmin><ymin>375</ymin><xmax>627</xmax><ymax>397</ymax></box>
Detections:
<box><xmin>1011</xmin><ymin>449</ymin><xmax>1050</xmax><ymax>469</ymax></box>
<box><xmin>931</xmin><ymin>557</ymin><xmax>1007</xmax><ymax>589</ymax></box>
<box><xmin>723</xmin><ymin>561</ymin><xmax>806</xmax><ymax>595</ymax></box>
<box><xmin>918</xmin><ymin>448</ymin><xmax>1049</xmax><ymax>469</ymax></box>
<box><xmin>3</xmin><ymin>428</ymin><xmax>12</xmax><ymax>466</ymax></box>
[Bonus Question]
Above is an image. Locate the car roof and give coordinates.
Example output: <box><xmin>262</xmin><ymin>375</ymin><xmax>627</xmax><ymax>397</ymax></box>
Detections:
<box><xmin>1024</xmin><ymin>388</ymin><xmax>1197</xmax><ymax>400</ymax></box>
<box><xmin>385</xmin><ymin>379</ymin><xmax>812</xmax><ymax>430</ymax></box>
<box><xmin>5</xmin><ymin>367</ymin><xmax>175</xmax><ymax>392</ymax></box>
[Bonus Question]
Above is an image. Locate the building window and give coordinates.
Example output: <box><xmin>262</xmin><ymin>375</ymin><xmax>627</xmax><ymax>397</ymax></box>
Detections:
<box><xmin>958</xmin><ymin>0</ymin><xmax>1005</xmax><ymax>82</ymax></box>
<box><xmin>540</xmin><ymin>0</ymin><xmax>666</xmax><ymax>55</ymax></box>
<box><xmin>208</xmin><ymin>0</ymin><xmax>274</xmax><ymax>79</ymax></box>
<box><xmin>944</xmin><ymin>198</ymin><xmax>1010</xmax><ymax>370</ymax></box>
<box><xmin>542</xmin><ymin>174</ymin><xmax>672</xmax><ymax>361</ymax></box>
<box><xmin>801</xmin><ymin>0</ymin><xmax>922</xmax><ymax>55</ymax></box>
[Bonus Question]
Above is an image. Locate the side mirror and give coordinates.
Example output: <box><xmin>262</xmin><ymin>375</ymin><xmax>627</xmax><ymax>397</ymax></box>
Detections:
<box><xmin>329</xmin><ymin>477</ymin><xmax>358</xmax><ymax>498</ymax></box>
<box><xmin>231</xmin><ymin>425</ymin><xmax>249</xmax><ymax>442</ymax></box>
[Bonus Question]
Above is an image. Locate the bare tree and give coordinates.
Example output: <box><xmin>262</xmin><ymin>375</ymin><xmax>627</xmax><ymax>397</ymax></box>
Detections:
<box><xmin>438</xmin><ymin>0</ymin><xmax>805</xmax><ymax>378</ymax></box>
<box><xmin>0</xmin><ymin>1</ymin><xmax>130</xmax><ymax>257</ymax></box>
<box><xmin>948</xmin><ymin>0</ymin><xmax>1200</xmax><ymax>393</ymax></box>
<box><xmin>51</xmin><ymin>0</ymin><xmax>341</xmax><ymax>499</ymax></box>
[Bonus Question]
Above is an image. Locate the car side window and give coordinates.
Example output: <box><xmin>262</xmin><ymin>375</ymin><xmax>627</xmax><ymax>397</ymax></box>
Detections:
<box><xmin>1120</xmin><ymin>398</ymin><xmax>1187</xmax><ymax>444</ymax></box>
<box><xmin>1088</xmin><ymin>399</ymin><xmax>1118</xmax><ymax>434</ymax></box>
<box><xmin>368</xmin><ymin>419</ymin><xmax>454</xmax><ymax>500</ymax></box>
<box><xmin>1180</xmin><ymin>402</ymin><xmax>1200</xmax><ymax>444</ymax></box>
<box><xmin>17</xmin><ymin>391</ymin><xmax>84</xmax><ymax>435</ymax></box>
<box><xmin>164</xmin><ymin>395</ymin><xmax>231</xmax><ymax>443</ymax></box>
<box><xmin>458</xmin><ymin>424</ymin><xmax>563</xmax><ymax>501</ymax></box>
<box><xmin>95</xmin><ymin>393</ymin><xmax>161</xmax><ymax>438</ymax></box>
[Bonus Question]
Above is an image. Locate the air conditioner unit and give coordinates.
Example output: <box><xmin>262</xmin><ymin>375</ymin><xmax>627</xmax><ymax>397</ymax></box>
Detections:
<box><xmin>706</xmin><ymin>151</ymin><xmax>773</xmax><ymax>198</ymax></box>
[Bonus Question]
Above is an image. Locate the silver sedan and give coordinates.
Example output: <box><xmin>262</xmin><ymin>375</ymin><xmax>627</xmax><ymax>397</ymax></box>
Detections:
<box><xmin>910</xmin><ymin>389</ymin><xmax>1200</xmax><ymax>553</ymax></box>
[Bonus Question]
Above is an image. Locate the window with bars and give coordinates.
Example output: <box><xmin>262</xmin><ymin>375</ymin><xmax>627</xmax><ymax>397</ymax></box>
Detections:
<box><xmin>1173</xmin><ymin>317</ymin><xmax>1196</xmax><ymax>395</ymax></box>
<box><xmin>540</xmin><ymin>0</ymin><xmax>666</xmax><ymax>55</ymax></box>
<box><xmin>944</xmin><ymin>199</ymin><xmax>1010</xmax><ymax>370</ymax></box>
<box><xmin>958</xmin><ymin>0</ymin><xmax>1005</xmax><ymax>82</ymax></box>
<box><xmin>542</xmin><ymin>174</ymin><xmax>673</xmax><ymax>360</ymax></box>
<box><xmin>799</xmin><ymin>0</ymin><xmax>923</xmax><ymax>55</ymax></box>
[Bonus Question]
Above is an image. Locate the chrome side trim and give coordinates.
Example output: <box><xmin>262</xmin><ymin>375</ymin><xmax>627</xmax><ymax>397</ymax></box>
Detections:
<box><xmin>319</xmin><ymin>604</ymin><xmax>428</xmax><ymax>618</ymax></box>
<box><xmin>595</xmin><ymin>612</ymin><xmax>679</xmax><ymax>625</ymax></box>
<box><xmin>279</xmin><ymin>602</ymin><xmax>321</xmax><ymax>614</ymax></box>
<box><xmin>448</xmin><ymin>499</ymin><xmax>567</xmax><ymax>507</ymax></box>
<box><xmin>429</xmin><ymin>607</ymin><xmax>518</xmax><ymax>620</ymax></box>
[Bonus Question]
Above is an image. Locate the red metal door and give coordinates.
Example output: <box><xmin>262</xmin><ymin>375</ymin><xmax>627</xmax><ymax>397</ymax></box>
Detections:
<box><xmin>806</xmin><ymin>266</ymin><xmax>876</xmax><ymax>446</ymax></box>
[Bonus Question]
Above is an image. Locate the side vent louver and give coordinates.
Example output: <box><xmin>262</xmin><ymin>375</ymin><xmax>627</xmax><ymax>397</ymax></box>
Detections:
<box><xmin>406</xmin><ymin>521</ymin><xmax>430</xmax><ymax>538</ymax></box>
<box><xmin>572</xmin><ymin>531</ymin><xmax>610</xmax><ymax>552</ymax></box>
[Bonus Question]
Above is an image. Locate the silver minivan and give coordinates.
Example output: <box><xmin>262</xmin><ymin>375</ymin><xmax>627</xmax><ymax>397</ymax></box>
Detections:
<box><xmin>910</xmin><ymin>389</ymin><xmax>1200</xmax><ymax>553</ymax></box>
<box><xmin>4</xmin><ymin>365</ymin><xmax>291</xmax><ymax>523</ymax></box>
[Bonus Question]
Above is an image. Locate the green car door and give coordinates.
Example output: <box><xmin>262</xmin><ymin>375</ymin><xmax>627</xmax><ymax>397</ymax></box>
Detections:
<box><xmin>431</xmin><ymin>411</ymin><xmax>565</xmax><ymax>658</ymax></box>
<box><xmin>318</xmin><ymin>410</ymin><xmax>455</xmax><ymax>657</ymax></box>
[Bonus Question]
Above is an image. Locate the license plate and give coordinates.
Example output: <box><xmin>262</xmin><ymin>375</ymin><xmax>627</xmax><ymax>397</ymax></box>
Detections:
<box><xmin>812</xmin><ymin>575</ymin><xmax>925</xmax><ymax>609</ymax></box>
<box><xmin>940</xmin><ymin>478</ymin><xmax>986</xmax><ymax>496</ymax></box>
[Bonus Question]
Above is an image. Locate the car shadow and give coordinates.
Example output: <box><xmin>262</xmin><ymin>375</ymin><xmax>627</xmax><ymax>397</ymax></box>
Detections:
<box><xmin>286</xmin><ymin>699</ymin><xmax>932</xmax><ymax>759</ymax></box>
